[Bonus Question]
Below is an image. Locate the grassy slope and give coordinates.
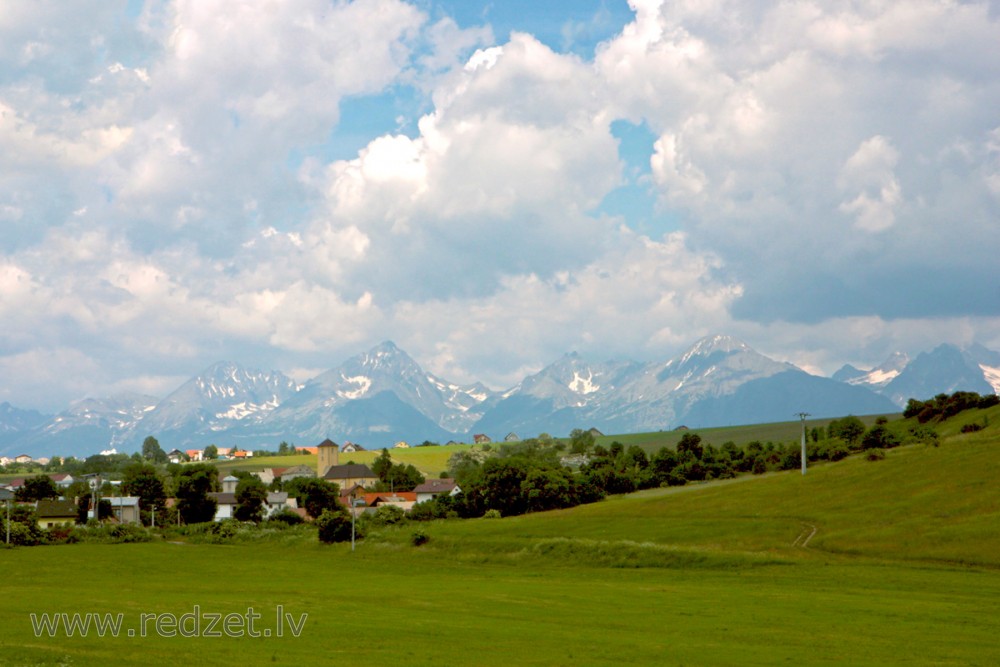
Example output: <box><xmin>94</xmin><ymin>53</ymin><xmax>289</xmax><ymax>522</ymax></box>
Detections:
<box><xmin>213</xmin><ymin>413</ymin><xmax>898</xmax><ymax>478</ymax></box>
<box><xmin>214</xmin><ymin>444</ymin><xmax>475</xmax><ymax>478</ymax></box>
<box><xmin>3</xmin><ymin>409</ymin><xmax>1000</xmax><ymax>666</ymax></box>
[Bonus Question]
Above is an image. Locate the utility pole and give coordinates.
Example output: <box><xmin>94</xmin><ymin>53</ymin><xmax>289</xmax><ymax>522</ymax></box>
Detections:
<box><xmin>4</xmin><ymin>493</ymin><xmax>10</xmax><ymax>545</ymax></box>
<box><xmin>91</xmin><ymin>473</ymin><xmax>101</xmax><ymax>521</ymax></box>
<box><xmin>796</xmin><ymin>413</ymin><xmax>811</xmax><ymax>475</ymax></box>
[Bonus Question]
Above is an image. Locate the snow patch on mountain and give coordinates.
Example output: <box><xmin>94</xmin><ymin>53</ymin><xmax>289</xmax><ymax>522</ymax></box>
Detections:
<box><xmin>337</xmin><ymin>375</ymin><xmax>372</xmax><ymax>399</ymax></box>
<box><xmin>569</xmin><ymin>371</ymin><xmax>600</xmax><ymax>395</ymax></box>
<box><xmin>981</xmin><ymin>365</ymin><xmax>1000</xmax><ymax>394</ymax></box>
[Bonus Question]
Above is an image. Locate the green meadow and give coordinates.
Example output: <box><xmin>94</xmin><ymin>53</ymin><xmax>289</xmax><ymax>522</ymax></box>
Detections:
<box><xmin>3</xmin><ymin>410</ymin><xmax>1000</xmax><ymax>666</ymax></box>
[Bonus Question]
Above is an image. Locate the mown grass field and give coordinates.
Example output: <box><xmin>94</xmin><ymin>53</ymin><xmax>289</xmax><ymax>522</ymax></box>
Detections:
<box><xmin>3</xmin><ymin>409</ymin><xmax>999</xmax><ymax>666</ymax></box>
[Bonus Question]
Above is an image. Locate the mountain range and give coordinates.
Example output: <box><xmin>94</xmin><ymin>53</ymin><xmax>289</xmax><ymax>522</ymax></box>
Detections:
<box><xmin>2</xmin><ymin>336</ymin><xmax>998</xmax><ymax>458</ymax></box>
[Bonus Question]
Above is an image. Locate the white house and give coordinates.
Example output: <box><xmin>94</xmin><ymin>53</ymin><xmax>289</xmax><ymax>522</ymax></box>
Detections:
<box><xmin>413</xmin><ymin>478</ymin><xmax>462</xmax><ymax>504</ymax></box>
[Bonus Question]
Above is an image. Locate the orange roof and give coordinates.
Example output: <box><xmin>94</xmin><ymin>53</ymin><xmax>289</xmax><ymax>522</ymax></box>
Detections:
<box><xmin>296</xmin><ymin>447</ymin><xmax>318</xmax><ymax>455</ymax></box>
<box><xmin>363</xmin><ymin>492</ymin><xmax>417</xmax><ymax>506</ymax></box>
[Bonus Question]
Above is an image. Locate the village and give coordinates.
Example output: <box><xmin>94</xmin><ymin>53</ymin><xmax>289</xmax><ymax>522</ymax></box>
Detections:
<box><xmin>0</xmin><ymin>438</ymin><xmax>466</xmax><ymax>533</ymax></box>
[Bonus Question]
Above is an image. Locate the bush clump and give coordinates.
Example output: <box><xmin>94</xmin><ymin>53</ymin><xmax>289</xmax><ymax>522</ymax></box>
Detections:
<box><xmin>316</xmin><ymin>509</ymin><xmax>354</xmax><ymax>544</ymax></box>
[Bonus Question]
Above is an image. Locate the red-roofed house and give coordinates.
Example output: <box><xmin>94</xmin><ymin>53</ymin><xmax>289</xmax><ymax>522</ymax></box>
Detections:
<box><xmin>362</xmin><ymin>492</ymin><xmax>417</xmax><ymax>512</ymax></box>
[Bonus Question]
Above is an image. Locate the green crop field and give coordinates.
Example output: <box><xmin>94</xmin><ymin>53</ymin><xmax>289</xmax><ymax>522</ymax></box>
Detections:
<box><xmin>3</xmin><ymin>409</ymin><xmax>1000</xmax><ymax>666</ymax></box>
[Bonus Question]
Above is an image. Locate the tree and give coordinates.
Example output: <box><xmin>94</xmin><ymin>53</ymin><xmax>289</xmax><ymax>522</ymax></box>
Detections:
<box><xmin>142</xmin><ymin>436</ymin><xmax>167</xmax><ymax>464</ymax></box>
<box><xmin>861</xmin><ymin>424</ymin><xmax>900</xmax><ymax>451</ymax></box>
<box><xmin>203</xmin><ymin>444</ymin><xmax>218</xmax><ymax>460</ymax></box>
<box><xmin>122</xmin><ymin>462</ymin><xmax>167</xmax><ymax>525</ymax></box>
<box><xmin>371</xmin><ymin>449</ymin><xmax>425</xmax><ymax>492</ymax></box>
<box><xmin>316</xmin><ymin>508</ymin><xmax>353</xmax><ymax>543</ymax></box>
<box><xmin>828</xmin><ymin>416</ymin><xmax>866</xmax><ymax>446</ymax></box>
<box><xmin>521</xmin><ymin>467</ymin><xmax>577</xmax><ymax>512</ymax></box>
<box><xmin>16</xmin><ymin>474</ymin><xmax>59</xmax><ymax>502</ymax></box>
<box><xmin>676</xmin><ymin>432</ymin><xmax>704</xmax><ymax>460</ymax></box>
<box><xmin>623</xmin><ymin>445</ymin><xmax>649</xmax><ymax>472</ymax></box>
<box><xmin>569</xmin><ymin>428</ymin><xmax>595</xmax><ymax>454</ymax></box>
<box><xmin>286</xmin><ymin>478</ymin><xmax>340</xmax><ymax>519</ymax></box>
<box><xmin>234</xmin><ymin>477</ymin><xmax>268</xmax><ymax>523</ymax></box>
<box><xmin>175</xmin><ymin>464</ymin><xmax>219</xmax><ymax>524</ymax></box>
<box><xmin>372</xmin><ymin>449</ymin><xmax>393</xmax><ymax>480</ymax></box>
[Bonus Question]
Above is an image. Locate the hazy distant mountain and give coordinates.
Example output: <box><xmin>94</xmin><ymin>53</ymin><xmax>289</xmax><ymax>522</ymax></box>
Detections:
<box><xmin>880</xmin><ymin>344</ymin><xmax>999</xmax><ymax>407</ymax></box>
<box><xmin>470</xmin><ymin>353</ymin><xmax>642</xmax><ymax>436</ymax></box>
<box><xmin>4</xmin><ymin>337</ymin><xmax>997</xmax><ymax>458</ymax></box>
<box><xmin>833</xmin><ymin>352</ymin><xmax>910</xmax><ymax>388</ymax></box>
<box><xmin>118</xmin><ymin>362</ymin><xmax>301</xmax><ymax>450</ymax></box>
<box><xmin>0</xmin><ymin>402</ymin><xmax>51</xmax><ymax>454</ymax></box>
<box><xmin>473</xmin><ymin>335</ymin><xmax>898</xmax><ymax>434</ymax></box>
<box><xmin>257</xmin><ymin>341</ymin><xmax>493</xmax><ymax>446</ymax></box>
<box><xmin>1</xmin><ymin>395</ymin><xmax>159</xmax><ymax>458</ymax></box>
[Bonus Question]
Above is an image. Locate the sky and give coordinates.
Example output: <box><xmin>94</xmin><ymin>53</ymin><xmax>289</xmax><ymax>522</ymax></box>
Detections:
<box><xmin>1</xmin><ymin>0</ymin><xmax>999</xmax><ymax>412</ymax></box>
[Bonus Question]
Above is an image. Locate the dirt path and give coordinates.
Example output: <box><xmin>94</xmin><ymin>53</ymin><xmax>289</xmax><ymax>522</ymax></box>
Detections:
<box><xmin>792</xmin><ymin>523</ymin><xmax>817</xmax><ymax>548</ymax></box>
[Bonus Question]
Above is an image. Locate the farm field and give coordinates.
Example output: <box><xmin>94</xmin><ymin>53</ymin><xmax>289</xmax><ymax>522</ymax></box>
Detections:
<box><xmin>214</xmin><ymin>442</ymin><xmax>475</xmax><ymax>479</ymax></box>
<box><xmin>3</xmin><ymin>412</ymin><xmax>999</xmax><ymax>666</ymax></box>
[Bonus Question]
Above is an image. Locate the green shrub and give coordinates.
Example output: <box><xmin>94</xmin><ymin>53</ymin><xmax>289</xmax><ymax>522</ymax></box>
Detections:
<box><xmin>483</xmin><ymin>509</ymin><xmax>502</xmax><ymax>520</ymax></box>
<box><xmin>266</xmin><ymin>509</ymin><xmax>304</xmax><ymax>526</ymax></box>
<box><xmin>411</xmin><ymin>530</ymin><xmax>429</xmax><ymax>546</ymax></box>
<box><xmin>4</xmin><ymin>520</ymin><xmax>46</xmax><ymax>546</ymax></box>
<box><xmin>369</xmin><ymin>504</ymin><xmax>406</xmax><ymax>527</ymax></box>
<box><xmin>209</xmin><ymin>519</ymin><xmax>243</xmax><ymax>540</ymax></box>
<box><xmin>316</xmin><ymin>509</ymin><xmax>354</xmax><ymax>544</ymax></box>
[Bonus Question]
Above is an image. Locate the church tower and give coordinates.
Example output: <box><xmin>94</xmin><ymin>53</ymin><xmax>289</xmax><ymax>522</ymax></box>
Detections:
<box><xmin>317</xmin><ymin>439</ymin><xmax>339</xmax><ymax>477</ymax></box>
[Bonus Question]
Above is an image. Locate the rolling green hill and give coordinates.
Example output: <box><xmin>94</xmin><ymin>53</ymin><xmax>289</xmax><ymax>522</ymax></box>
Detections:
<box><xmin>3</xmin><ymin>407</ymin><xmax>999</xmax><ymax>666</ymax></box>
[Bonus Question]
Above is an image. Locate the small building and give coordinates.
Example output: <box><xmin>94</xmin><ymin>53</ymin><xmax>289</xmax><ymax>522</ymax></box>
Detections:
<box><xmin>473</xmin><ymin>434</ymin><xmax>492</xmax><ymax>444</ymax></box>
<box><xmin>208</xmin><ymin>492</ymin><xmax>237</xmax><ymax>521</ymax></box>
<box><xmin>50</xmin><ymin>473</ymin><xmax>75</xmax><ymax>488</ymax></box>
<box><xmin>221</xmin><ymin>475</ymin><xmax>239</xmax><ymax>493</ymax></box>
<box><xmin>185</xmin><ymin>449</ymin><xmax>204</xmax><ymax>462</ymax></box>
<box><xmin>265</xmin><ymin>492</ymin><xmax>297</xmax><ymax>516</ymax></box>
<box><xmin>14</xmin><ymin>454</ymin><xmax>33</xmax><ymax>464</ymax></box>
<box><xmin>341</xmin><ymin>442</ymin><xmax>365</xmax><ymax>453</ymax></box>
<box><xmin>107</xmin><ymin>496</ymin><xmax>141</xmax><ymax>525</ymax></box>
<box><xmin>322</xmin><ymin>464</ymin><xmax>378</xmax><ymax>490</ymax></box>
<box><xmin>504</xmin><ymin>432</ymin><xmax>520</xmax><ymax>442</ymax></box>
<box><xmin>253</xmin><ymin>468</ymin><xmax>285</xmax><ymax>486</ymax></box>
<box><xmin>393</xmin><ymin>441</ymin><xmax>409</xmax><ymax>449</ymax></box>
<box><xmin>296</xmin><ymin>446</ymin><xmax>319</xmax><ymax>456</ymax></box>
<box><xmin>362</xmin><ymin>492</ymin><xmax>417</xmax><ymax>512</ymax></box>
<box><xmin>587</xmin><ymin>427</ymin><xmax>605</xmax><ymax>438</ymax></box>
<box><xmin>166</xmin><ymin>449</ymin><xmax>188</xmax><ymax>464</ymax></box>
<box><xmin>413</xmin><ymin>478</ymin><xmax>462</xmax><ymax>504</ymax></box>
<box><xmin>36</xmin><ymin>499</ymin><xmax>78</xmax><ymax>529</ymax></box>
